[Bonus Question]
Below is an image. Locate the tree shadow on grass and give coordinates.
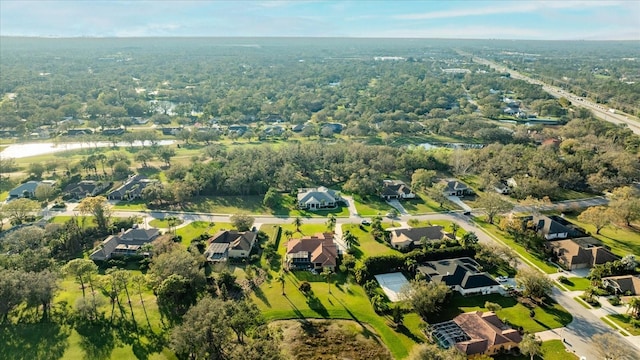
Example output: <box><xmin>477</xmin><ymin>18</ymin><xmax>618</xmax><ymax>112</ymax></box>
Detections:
<box><xmin>395</xmin><ymin>324</ymin><xmax>424</xmax><ymax>344</ymax></box>
<box><xmin>0</xmin><ymin>321</ymin><xmax>71</xmax><ymax>360</ymax></box>
<box><xmin>253</xmin><ymin>285</ymin><xmax>271</xmax><ymax>307</ymax></box>
<box><xmin>306</xmin><ymin>292</ymin><xmax>329</xmax><ymax>318</ymax></box>
<box><xmin>74</xmin><ymin>316</ymin><xmax>116</xmax><ymax>360</ymax></box>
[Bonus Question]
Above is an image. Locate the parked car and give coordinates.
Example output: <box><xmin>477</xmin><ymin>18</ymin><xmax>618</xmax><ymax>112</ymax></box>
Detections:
<box><xmin>361</xmin><ymin>219</ymin><xmax>371</xmax><ymax>226</ymax></box>
<box><xmin>496</xmin><ymin>276</ymin><xmax>508</xmax><ymax>283</ymax></box>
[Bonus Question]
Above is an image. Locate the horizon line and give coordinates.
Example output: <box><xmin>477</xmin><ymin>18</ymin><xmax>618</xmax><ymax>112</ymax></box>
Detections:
<box><xmin>1</xmin><ymin>35</ymin><xmax>639</xmax><ymax>42</ymax></box>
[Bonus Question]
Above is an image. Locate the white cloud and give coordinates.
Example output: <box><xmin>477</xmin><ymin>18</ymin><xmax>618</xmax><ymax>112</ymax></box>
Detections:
<box><xmin>393</xmin><ymin>1</ymin><xmax>624</xmax><ymax>20</ymax></box>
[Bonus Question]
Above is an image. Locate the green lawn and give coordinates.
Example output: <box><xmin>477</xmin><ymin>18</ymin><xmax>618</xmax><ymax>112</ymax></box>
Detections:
<box><xmin>495</xmin><ymin>340</ymin><xmax>577</xmax><ymax>360</ymax></box>
<box><xmin>352</xmin><ymin>195</ymin><xmax>393</xmax><ymax>216</ymax></box>
<box><xmin>174</xmin><ymin>221</ymin><xmax>232</xmax><ymax>247</ymax></box>
<box><xmin>112</xmin><ymin>200</ymin><xmax>148</xmax><ymax>211</ymax></box>
<box><xmin>149</xmin><ymin>218</ymin><xmax>184</xmax><ymax>228</ymax></box>
<box><xmin>184</xmin><ymin>194</ymin><xmax>351</xmax><ymax>218</ymax></box>
<box><xmin>474</xmin><ymin>218</ymin><xmax>558</xmax><ymax>274</ymax></box>
<box><xmin>251</xmin><ymin>270</ymin><xmax>425</xmax><ymax>360</ymax></box>
<box><xmin>606</xmin><ymin>314</ymin><xmax>640</xmax><ymax>336</ymax></box>
<box><xmin>564</xmin><ymin>215</ymin><xmax>640</xmax><ymax>257</ymax></box>
<box><xmin>432</xmin><ymin>294</ymin><xmax>573</xmax><ymax>334</ymax></box>
<box><xmin>402</xmin><ymin>192</ymin><xmax>459</xmax><ymax>214</ymax></box>
<box><xmin>49</xmin><ymin>216</ymin><xmax>133</xmax><ymax>228</ymax></box>
<box><xmin>560</xmin><ymin>277</ymin><xmax>591</xmax><ymax>291</ymax></box>
<box><xmin>342</xmin><ymin>224</ymin><xmax>399</xmax><ymax>259</ymax></box>
<box><xmin>1</xmin><ymin>274</ymin><xmax>176</xmax><ymax>360</ymax></box>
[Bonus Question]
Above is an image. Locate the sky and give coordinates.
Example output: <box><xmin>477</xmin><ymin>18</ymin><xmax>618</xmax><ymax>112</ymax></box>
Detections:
<box><xmin>1</xmin><ymin>0</ymin><xmax>639</xmax><ymax>40</ymax></box>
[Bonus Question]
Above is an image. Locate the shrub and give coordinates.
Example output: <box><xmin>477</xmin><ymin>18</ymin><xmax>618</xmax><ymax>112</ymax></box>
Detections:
<box><xmin>485</xmin><ymin>301</ymin><xmax>503</xmax><ymax>312</ymax></box>
<box><xmin>558</xmin><ymin>276</ymin><xmax>569</xmax><ymax>284</ymax></box>
<box><xmin>371</xmin><ymin>294</ymin><xmax>389</xmax><ymax>314</ymax></box>
<box><xmin>608</xmin><ymin>296</ymin><xmax>621</xmax><ymax>306</ymax></box>
<box><xmin>299</xmin><ymin>281</ymin><xmax>311</xmax><ymax>293</ymax></box>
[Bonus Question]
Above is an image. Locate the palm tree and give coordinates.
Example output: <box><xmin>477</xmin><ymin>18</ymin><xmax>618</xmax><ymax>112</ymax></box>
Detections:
<box><xmin>322</xmin><ymin>267</ymin><xmax>333</xmax><ymax>294</ymax></box>
<box><xmin>450</xmin><ymin>223</ymin><xmax>460</xmax><ymax>238</ymax></box>
<box><xmin>326</xmin><ymin>214</ymin><xmax>336</xmax><ymax>232</ymax></box>
<box><xmin>343</xmin><ymin>231</ymin><xmax>358</xmax><ymax>249</ymax></box>
<box><xmin>293</xmin><ymin>217</ymin><xmax>303</xmax><ymax>233</ymax></box>
<box><xmin>459</xmin><ymin>232</ymin><xmax>478</xmax><ymax>248</ymax></box>
<box><xmin>627</xmin><ymin>297</ymin><xmax>640</xmax><ymax>319</ymax></box>
<box><xmin>131</xmin><ymin>274</ymin><xmax>152</xmax><ymax>328</ymax></box>
<box><xmin>405</xmin><ymin>258</ymin><xmax>418</xmax><ymax>276</ymax></box>
<box><xmin>284</xmin><ymin>229</ymin><xmax>294</xmax><ymax>240</ymax></box>
<box><xmin>277</xmin><ymin>272</ymin><xmax>286</xmax><ymax>295</ymax></box>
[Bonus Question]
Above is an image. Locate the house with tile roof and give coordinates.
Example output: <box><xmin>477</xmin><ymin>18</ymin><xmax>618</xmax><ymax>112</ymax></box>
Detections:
<box><xmin>547</xmin><ymin>237</ymin><xmax>619</xmax><ymax>270</ymax></box>
<box><xmin>297</xmin><ymin>187</ymin><xmax>341</xmax><ymax>211</ymax></box>
<box><xmin>204</xmin><ymin>230</ymin><xmax>257</xmax><ymax>262</ymax></box>
<box><xmin>603</xmin><ymin>275</ymin><xmax>640</xmax><ymax>296</ymax></box>
<box><xmin>90</xmin><ymin>227</ymin><xmax>160</xmax><ymax>261</ymax></box>
<box><xmin>430</xmin><ymin>311</ymin><xmax>522</xmax><ymax>357</ymax></box>
<box><xmin>417</xmin><ymin>257</ymin><xmax>501</xmax><ymax>296</ymax></box>
<box><xmin>380</xmin><ymin>180</ymin><xmax>415</xmax><ymax>200</ymax></box>
<box><xmin>285</xmin><ymin>232</ymin><xmax>337</xmax><ymax>271</ymax></box>
<box><xmin>389</xmin><ymin>226</ymin><xmax>454</xmax><ymax>250</ymax></box>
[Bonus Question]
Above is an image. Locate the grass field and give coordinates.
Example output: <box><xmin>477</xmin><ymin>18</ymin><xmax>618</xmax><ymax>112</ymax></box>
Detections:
<box><xmin>474</xmin><ymin>218</ymin><xmax>559</xmax><ymax>274</ymax></box>
<box><xmin>432</xmin><ymin>294</ymin><xmax>572</xmax><ymax>334</ymax></box>
<box><xmin>112</xmin><ymin>200</ymin><xmax>148</xmax><ymax>211</ymax></box>
<box><xmin>560</xmin><ymin>277</ymin><xmax>591</xmax><ymax>291</ymax></box>
<box><xmin>174</xmin><ymin>221</ymin><xmax>232</xmax><ymax>247</ymax></box>
<box><xmin>563</xmin><ymin>215</ymin><xmax>640</xmax><ymax>257</ymax></box>
<box><xmin>402</xmin><ymin>193</ymin><xmax>459</xmax><ymax>214</ymax></box>
<box><xmin>148</xmin><ymin>218</ymin><xmax>184</xmax><ymax>228</ymax></box>
<box><xmin>606</xmin><ymin>314</ymin><xmax>640</xmax><ymax>336</ymax></box>
<box><xmin>1</xmin><ymin>273</ymin><xmax>176</xmax><ymax>360</ymax></box>
<box><xmin>494</xmin><ymin>340</ymin><xmax>577</xmax><ymax>360</ymax></box>
<box><xmin>251</xmin><ymin>270</ymin><xmax>425</xmax><ymax>360</ymax></box>
<box><xmin>352</xmin><ymin>196</ymin><xmax>393</xmax><ymax>216</ymax></box>
<box><xmin>342</xmin><ymin>223</ymin><xmax>399</xmax><ymax>259</ymax></box>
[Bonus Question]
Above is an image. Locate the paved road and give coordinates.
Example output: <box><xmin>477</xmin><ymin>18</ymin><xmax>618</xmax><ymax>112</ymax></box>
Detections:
<box><xmin>462</xmin><ymin>52</ymin><xmax>640</xmax><ymax>135</ymax></box>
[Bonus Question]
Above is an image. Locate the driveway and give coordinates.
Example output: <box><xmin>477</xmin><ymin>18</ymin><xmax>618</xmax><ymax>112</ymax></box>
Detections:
<box><xmin>447</xmin><ymin>195</ymin><xmax>472</xmax><ymax>212</ymax></box>
<box><xmin>341</xmin><ymin>195</ymin><xmax>359</xmax><ymax>218</ymax></box>
<box><xmin>386</xmin><ymin>199</ymin><xmax>409</xmax><ymax>215</ymax></box>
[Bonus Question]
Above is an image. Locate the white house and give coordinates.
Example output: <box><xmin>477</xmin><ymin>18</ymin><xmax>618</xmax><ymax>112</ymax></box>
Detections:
<box><xmin>297</xmin><ymin>187</ymin><xmax>340</xmax><ymax>211</ymax></box>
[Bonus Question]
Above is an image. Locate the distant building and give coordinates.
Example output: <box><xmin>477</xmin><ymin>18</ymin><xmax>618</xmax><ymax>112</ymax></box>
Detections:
<box><xmin>380</xmin><ymin>180</ymin><xmax>415</xmax><ymax>200</ymax></box>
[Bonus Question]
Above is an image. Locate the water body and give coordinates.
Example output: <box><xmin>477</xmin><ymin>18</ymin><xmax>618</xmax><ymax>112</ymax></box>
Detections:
<box><xmin>0</xmin><ymin>140</ymin><xmax>175</xmax><ymax>159</ymax></box>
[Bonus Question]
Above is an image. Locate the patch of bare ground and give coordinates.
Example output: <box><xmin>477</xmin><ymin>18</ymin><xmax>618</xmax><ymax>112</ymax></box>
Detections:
<box><xmin>272</xmin><ymin>319</ymin><xmax>392</xmax><ymax>360</ymax></box>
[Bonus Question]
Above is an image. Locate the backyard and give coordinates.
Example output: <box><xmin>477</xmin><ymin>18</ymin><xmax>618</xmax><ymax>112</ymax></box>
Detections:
<box><xmin>563</xmin><ymin>214</ymin><xmax>640</xmax><ymax>258</ymax></box>
<box><xmin>432</xmin><ymin>293</ymin><xmax>573</xmax><ymax>334</ymax></box>
<box><xmin>251</xmin><ymin>269</ymin><xmax>426</xmax><ymax>359</ymax></box>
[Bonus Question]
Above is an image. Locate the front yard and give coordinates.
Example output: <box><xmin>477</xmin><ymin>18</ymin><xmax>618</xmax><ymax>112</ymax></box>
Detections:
<box><xmin>559</xmin><ymin>277</ymin><xmax>591</xmax><ymax>291</ymax></box>
<box><xmin>474</xmin><ymin>218</ymin><xmax>559</xmax><ymax>274</ymax></box>
<box><xmin>174</xmin><ymin>221</ymin><xmax>232</xmax><ymax>247</ymax></box>
<box><xmin>402</xmin><ymin>192</ymin><xmax>459</xmax><ymax>214</ymax></box>
<box><xmin>605</xmin><ymin>314</ymin><xmax>640</xmax><ymax>336</ymax></box>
